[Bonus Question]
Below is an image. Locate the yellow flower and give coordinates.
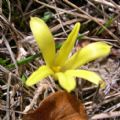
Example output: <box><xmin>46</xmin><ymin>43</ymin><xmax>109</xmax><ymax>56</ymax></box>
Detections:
<box><xmin>26</xmin><ymin>17</ymin><xmax>111</xmax><ymax>92</ymax></box>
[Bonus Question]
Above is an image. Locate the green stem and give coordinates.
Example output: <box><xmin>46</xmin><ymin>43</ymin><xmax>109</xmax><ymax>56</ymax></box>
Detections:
<box><xmin>7</xmin><ymin>54</ymin><xmax>40</xmax><ymax>68</ymax></box>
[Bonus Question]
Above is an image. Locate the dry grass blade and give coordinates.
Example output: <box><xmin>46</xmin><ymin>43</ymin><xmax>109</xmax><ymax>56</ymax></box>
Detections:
<box><xmin>1</xmin><ymin>0</ymin><xmax>120</xmax><ymax>119</ymax></box>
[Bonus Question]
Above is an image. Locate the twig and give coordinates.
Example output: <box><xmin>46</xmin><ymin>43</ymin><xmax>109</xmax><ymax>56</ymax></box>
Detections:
<box><xmin>0</xmin><ymin>0</ymin><xmax>2</xmax><ymax>14</ymax></box>
<box><xmin>24</xmin><ymin>0</ymin><xmax>33</xmax><ymax>12</ymax></box>
<box><xmin>0</xmin><ymin>65</ymin><xmax>33</xmax><ymax>97</ymax></box>
<box><xmin>91</xmin><ymin>111</ymin><xmax>120</xmax><ymax>119</ymax></box>
<box><xmin>92</xmin><ymin>0</ymin><xmax>120</xmax><ymax>9</ymax></box>
<box><xmin>87</xmin><ymin>0</ymin><xmax>109</xmax><ymax>18</ymax></box>
<box><xmin>0</xmin><ymin>15</ymin><xmax>24</xmax><ymax>38</ymax></box>
<box><xmin>6</xmin><ymin>0</ymin><xmax>11</xmax><ymax>22</ymax></box>
<box><xmin>2</xmin><ymin>35</ymin><xmax>18</xmax><ymax>71</ymax></box>
<box><xmin>0</xmin><ymin>107</ymin><xmax>24</xmax><ymax>114</ymax></box>
<box><xmin>104</xmin><ymin>103</ymin><xmax>120</xmax><ymax>112</ymax></box>
<box><xmin>63</xmin><ymin>0</ymin><xmax>120</xmax><ymax>44</ymax></box>
<box><xmin>35</xmin><ymin>0</ymin><xmax>105</xmax><ymax>24</ymax></box>
<box><xmin>6</xmin><ymin>73</ymin><xmax>12</xmax><ymax>120</ymax></box>
<box><xmin>23</xmin><ymin>6</ymin><xmax>45</xmax><ymax>17</ymax></box>
<box><xmin>23</xmin><ymin>82</ymin><xmax>48</xmax><ymax>113</ymax></box>
<box><xmin>53</xmin><ymin>0</ymin><xmax>68</xmax><ymax>36</ymax></box>
<box><xmin>51</xmin><ymin>19</ymin><xmax>79</xmax><ymax>32</ymax></box>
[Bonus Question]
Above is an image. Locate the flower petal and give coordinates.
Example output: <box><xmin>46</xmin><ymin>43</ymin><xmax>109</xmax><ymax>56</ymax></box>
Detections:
<box><xmin>30</xmin><ymin>17</ymin><xmax>55</xmax><ymax>66</ymax></box>
<box><xmin>26</xmin><ymin>65</ymin><xmax>54</xmax><ymax>86</ymax></box>
<box><xmin>65</xmin><ymin>69</ymin><xmax>106</xmax><ymax>88</ymax></box>
<box><xmin>63</xmin><ymin>42</ymin><xmax>111</xmax><ymax>70</ymax></box>
<box><xmin>55</xmin><ymin>72</ymin><xmax>76</xmax><ymax>92</ymax></box>
<box><xmin>54</xmin><ymin>23</ymin><xmax>80</xmax><ymax>66</ymax></box>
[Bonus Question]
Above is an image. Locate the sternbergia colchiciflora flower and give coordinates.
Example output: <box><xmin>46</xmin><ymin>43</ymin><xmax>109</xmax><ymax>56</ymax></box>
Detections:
<box><xmin>26</xmin><ymin>17</ymin><xmax>111</xmax><ymax>92</ymax></box>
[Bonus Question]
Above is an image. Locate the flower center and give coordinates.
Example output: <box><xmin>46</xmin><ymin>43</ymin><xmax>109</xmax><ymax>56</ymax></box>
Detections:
<box><xmin>52</xmin><ymin>66</ymin><xmax>61</xmax><ymax>73</ymax></box>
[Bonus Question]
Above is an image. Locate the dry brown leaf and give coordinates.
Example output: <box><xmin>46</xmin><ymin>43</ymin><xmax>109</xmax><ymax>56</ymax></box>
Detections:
<box><xmin>23</xmin><ymin>91</ymin><xmax>88</xmax><ymax>120</ymax></box>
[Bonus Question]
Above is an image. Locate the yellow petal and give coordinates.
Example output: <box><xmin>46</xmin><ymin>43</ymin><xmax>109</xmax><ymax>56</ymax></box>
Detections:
<box><xmin>55</xmin><ymin>72</ymin><xmax>76</xmax><ymax>92</ymax></box>
<box><xmin>63</xmin><ymin>42</ymin><xmax>111</xmax><ymax>70</ymax></box>
<box><xmin>26</xmin><ymin>65</ymin><xmax>54</xmax><ymax>86</ymax></box>
<box><xmin>30</xmin><ymin>17</ymin><xmax>55</xmax><ymax>66</ymax></box>
<box><xmin>65</xmin><ymin>69</ymin><xmax>106</xmax><ymax>88</ymax></box>
<box><xmin>54</xmin><ymin>23</ymin><xmax>80</xmax><ymax>66</ymax></box>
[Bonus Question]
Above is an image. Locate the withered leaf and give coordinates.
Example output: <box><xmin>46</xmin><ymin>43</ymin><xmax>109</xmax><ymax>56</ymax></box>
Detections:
<box><xmin>23</xmin><ymin>91</ymin><xmax>88</xmax><ymax>120</ymax></box>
